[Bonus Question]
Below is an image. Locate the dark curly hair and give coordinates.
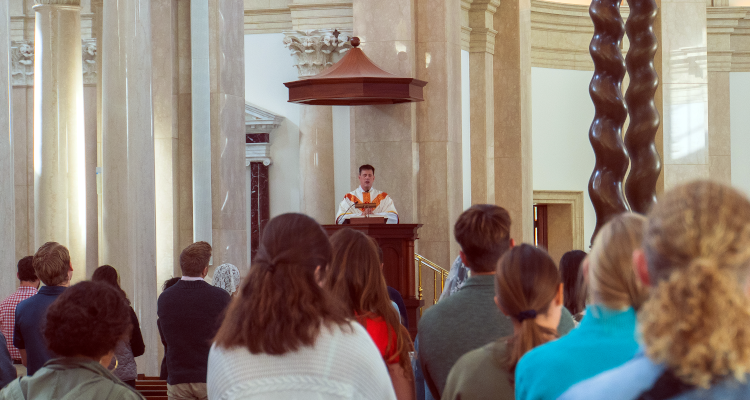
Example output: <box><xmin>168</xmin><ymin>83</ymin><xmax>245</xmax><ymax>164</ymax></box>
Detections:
<box><xmin>44</xmin><ymin>281</ymin><xmax>132</xmax><ymax>359</ymax></box>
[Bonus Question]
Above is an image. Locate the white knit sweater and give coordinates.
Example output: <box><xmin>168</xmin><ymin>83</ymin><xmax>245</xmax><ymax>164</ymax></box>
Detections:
<box><xmin>207</xmin><ymin>321</ymin><xmax>397</xmax><ymax>400</ymax></box>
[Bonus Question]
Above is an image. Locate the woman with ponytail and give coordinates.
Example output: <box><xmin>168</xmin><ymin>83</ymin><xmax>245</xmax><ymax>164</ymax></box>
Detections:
<box><xmin>207</xmin><ymin>213</ymin><xmax>396</xmax><ymax>399</ymax></box>
<box><xmin>324</xmin><ymin>228</ymin><xmax>415</xmax><ymax>400</ymax></box>
<box><xmin>442</xmin><ymin>244</ymin><xmax>564</xmax><ymax>400</ymax></box>
<box><xmin>515</xmin><ymin>213</ymin><xmax>648</xmax><ymax>400</ymax></box>
<box><xmin>561</xmin><ymin>181</ymin><xmax>750</xmax><ymax>400</ymax></box>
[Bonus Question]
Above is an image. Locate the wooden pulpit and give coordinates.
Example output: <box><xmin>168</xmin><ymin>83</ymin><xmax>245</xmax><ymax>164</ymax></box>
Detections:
<box><xmin>322</xmin><ymin>223</ymin><xmax>424</xmax><ymax>338</ymax></box>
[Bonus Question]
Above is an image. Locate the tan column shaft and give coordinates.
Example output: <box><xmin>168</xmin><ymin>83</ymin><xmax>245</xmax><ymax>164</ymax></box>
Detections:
<box><xmin>33</xmin><ymin>0</ymin><xmax>86</xmax><ymax>281</ymax></box>
<box><xmin>494</xmin><ymin>0</ymin><xmax>534</xmax><ymax>243</ymax></box>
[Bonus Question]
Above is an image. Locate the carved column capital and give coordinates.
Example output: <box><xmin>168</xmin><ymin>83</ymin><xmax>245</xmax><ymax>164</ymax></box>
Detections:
<box><xmin>11</xmin><ymin>41</ymin><xmax>34</xmax><ymax>86</ymax></box>
<box><xmin>82</xmin><ymin>38</ymin><xmax>97</xmax><ymax>85</ymax></box>
<box><xmin>11</xmin><ymin>39</ymin><xmax>97</xmax><ymax>87</ymax></box>
<box><xmin>282</xmin><ymin>29</ymin><xmax>353</xmax><ymax>78</ymax></box>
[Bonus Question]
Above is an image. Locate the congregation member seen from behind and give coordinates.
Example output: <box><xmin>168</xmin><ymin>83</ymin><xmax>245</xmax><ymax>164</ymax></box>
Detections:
<box><xmin>91</xmin><ymin>265</ymin><xmax>146</xmax><ymax>388</ymax></box>
<box><xmin>207</xmin><ymin>213</ymin><xmax>396</xmax><ymax>399</ymax></box>
<box><xmin>158</xmin><ymin>277</ymin><xmax>180</xmax><ymax>381</ymax></box>
<box><xmin>14</xmin><ymin>242</ymin><xmax>72</xmax><ymax>376</ymax></box>
<box><xmin>561</xmin><ymin>181</ymin><xmax>750</xmax><ymax>399</ymax></box>
<box><xmin>157</xmin><ymin>242</ymin><xmax>231</xmax><ymax>400</ymax></box>
<box><xmin>0</xmin><ymin>281</ymin><xmax>145</xmax><ymax>399</ymax></box>
<box><xmin>326</xmin><ymin>228</ymin><xmax>415</xmax><ymax>400</ymax></box>
<box><xmin>0</xmin><ymin>256</ymin><xmax>39</xmax><ymax>366</ymax></box>
<box><xmin>417</xmin><ymin>205</ymin><xmax>576</xmax><ymax>399</ymax></box>
<box><xmin>442</xmin><ymin>244</ymin><xmax>564</xmax><ymax>400</ymax></box>
<box><xmin>515</xmin><ymin>214</ymin><xmax>648</xmax><ymax>400</ymax></box>
<box><xmin>558</xmin><ymin>250</ymin><xmax>587</xmax><ymax>321</ymax></box>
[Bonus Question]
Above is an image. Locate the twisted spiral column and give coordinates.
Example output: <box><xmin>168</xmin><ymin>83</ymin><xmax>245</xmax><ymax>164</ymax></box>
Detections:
<box><xmin>624</xmin><ymin>0</ymin><xmax>661</xmax><ymax>214</ymax></box>
<box><xmin>587</xmin><ymin>0</ymin><xmax>630</xmax><ymax>243</ymax></box>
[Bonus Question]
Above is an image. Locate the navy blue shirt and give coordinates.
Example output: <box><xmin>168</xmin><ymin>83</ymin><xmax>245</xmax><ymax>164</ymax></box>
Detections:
<box><xmin>14</xmin><ymin>285</ymin><xmax>66</xmax><ymax>376</ymax></box>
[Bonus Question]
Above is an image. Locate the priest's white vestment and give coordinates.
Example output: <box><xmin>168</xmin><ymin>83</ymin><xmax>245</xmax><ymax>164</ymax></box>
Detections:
<box><xmin>336</xmin><ymin>186</ymin><xmax>399</xmax><ymax>224</ymax></box>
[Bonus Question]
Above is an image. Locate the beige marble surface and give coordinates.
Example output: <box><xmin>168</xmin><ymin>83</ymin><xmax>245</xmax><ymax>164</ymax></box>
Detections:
<box><xmin>151</xmin><ymin>0</ymin><xmax>181</xmax><ymax>294</ymax></box>
<box><xmin>415</xmin><ymin>0</ymin><xmax>463</xmax><ymax>270</ymax></box>
<box><xmin>209</xmin><ymin>0</ymin><xmax>247</xmax><ymax>270</ymax></box>
<box><xmin>101</xmin><ymin>0</ymin><xmax>159</xmax><ymax>377</ymax></box>
<box><xmin>299</xmin><ymin>105</ymin><xmax>335</xmax><ymax>223</ymax></box>
<box><xmin>468</xmin><ymin>0</ymin><xmax>499</xmax><ymax>205</ymax></box>
<box><xmin>352</xmin><ymin>0</ymin><xmax>419</xmax><ymax>226</ymax></box>
<box><xmin>494</xmin><ymin>0</ymin><xmax>534</xmax><ymax>244</ymax></box>
<box><xmin>0</xmin><ymin>0</ymin><xmax>16</xmax><ymax>300</ymax></box>
<box><xmin>33</xmin><ymin>3</ymin><xmax>87</xmax><ymax>283</ymax></box>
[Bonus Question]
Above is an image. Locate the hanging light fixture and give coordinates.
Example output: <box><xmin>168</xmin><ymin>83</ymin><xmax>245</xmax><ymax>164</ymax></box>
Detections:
<box><xmin>284</xmin><ymin>33</ymin><xmax>427</xmax><ymax>106</ymax></box>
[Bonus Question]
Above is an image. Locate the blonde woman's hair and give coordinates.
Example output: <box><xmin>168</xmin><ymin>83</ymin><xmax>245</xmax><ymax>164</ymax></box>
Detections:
<box><xmin>588</xmin><ymin>213</ymin><xmax>648</xmax><ymax>310</ymax></box>
<box><xmin>640</xmin><ymin>180</ymin><xmax>750</xmax><ymax>388</ymax></box>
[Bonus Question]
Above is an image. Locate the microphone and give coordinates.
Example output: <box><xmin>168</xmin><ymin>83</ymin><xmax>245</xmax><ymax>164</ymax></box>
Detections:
<box><xmin>337</xmin><ymin>200</ymin><xmax>359</xmax><ymax>224</ymax></box>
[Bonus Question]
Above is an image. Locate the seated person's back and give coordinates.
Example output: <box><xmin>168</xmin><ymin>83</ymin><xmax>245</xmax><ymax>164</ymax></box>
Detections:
<box><xmin>157</xmin><ymin>241</ymin><xmax>231</xmax><ymax>396</ymax></box>
<box><xmin>417</xmin><ymin>205</ymin><xmax>575</xmax><ymax>398</ymax></box>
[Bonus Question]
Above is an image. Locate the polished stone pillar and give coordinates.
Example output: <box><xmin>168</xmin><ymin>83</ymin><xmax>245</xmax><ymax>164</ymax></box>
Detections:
<box><xmin>208</xmin><ymin>0</ymin><xmax>247</xmax><ymax>271</ymax></box>
<box><xmin>82</xmin><ymin>39</ymin><xmax>98</xmax><ymax>276</ymax></box>
<box><xmin>32</xmin><ymin>0</ymin><xmax>86</xmax><ymax>281</ymax></box>
<box><xmin>416</xmin><ymin>0</ymin><xmax>464</xmax><ymax>270</ymax></box>
<box><xmin>707</xmin><ymin>8</ymin><xmax>746</xmax><ymax>184</ymax></box>
<box><xmin>283</xmin><ymin>30</ymin><xmax>349</xmax><ymax>224</ymax></box>
<box><xmin>494</xmin><ymin>0</ymin><xmax>534</xmax><ymax>243</ymax></box>
<box><xmin>468</xmin><ymin>0</ymin><xmax>500</xmax><ymax>205</ymax></box>
<box><xmin>152</xmin><ymin>0</ymin><xmax>180</xmax><ymax>289</ymax></box>
<box><xmin>0</xmin><ymin>0</ymin><xmax>16</xmax><ymax>299</ymax></box>
<box><xmin>101</xmin><ymin>0</ymin><xmax>159</xmax><ymax>376</ymax></box>
<box><xmin>352</xmin><ymin>2</ymin><xmax>417</xmax><ymax>225</ymax></box>
<box><xmin>657</xmin><ymin>0</ymin><xmax>710</xmax><ymax>188</ymax></box>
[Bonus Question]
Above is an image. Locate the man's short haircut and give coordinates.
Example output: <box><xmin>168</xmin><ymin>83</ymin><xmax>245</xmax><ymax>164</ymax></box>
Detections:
<box><xmin>454</xmin><ymin>204</ymin><xmax>512</xmax><ymax>273</ymax></box>
<box><xmin>17</xmin><ymin>256</ymin><xmax>37</xmax><ymax>282</ymax></box>
<box><xmin>32</xmin><ymin>242</ymin><xmax>71</xmax><ymax>286</ymax></box>
<box><xmin>359</xmin><ymin>164</ymin><xmax>375</xmax><ymax>175</ymax></box>
<box><xmin>180</xmin><ymin>241</ymin><xmax>212</xmax><ymax>277</ymax></box>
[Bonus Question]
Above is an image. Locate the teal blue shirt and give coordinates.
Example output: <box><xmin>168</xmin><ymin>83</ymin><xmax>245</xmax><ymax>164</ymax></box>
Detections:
<box><xmin>515</xmin><ymin>305</ymin><xmax>640</xmax><ymax>400</ymax></box>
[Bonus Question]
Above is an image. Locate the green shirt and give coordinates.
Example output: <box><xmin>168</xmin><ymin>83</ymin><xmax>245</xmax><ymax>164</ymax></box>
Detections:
<box><xmin>0</xmin><ymin>358</ymin><xmax>144</xmax><ymax>400</ymax></box>
<box><xmin>417</xmin><ymin>275</ymin><xmax>575</xmax><ymax>398</ymax></box>
<box><xmin>443</xmin><ymin>341</ymin><xmax>514</xmax><ymax>400</ymax></box>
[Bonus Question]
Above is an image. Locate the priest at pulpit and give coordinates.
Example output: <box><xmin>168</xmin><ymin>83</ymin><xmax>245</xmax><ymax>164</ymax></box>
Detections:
<box><xmin>336</xmin><ymin>164</ymin><xmax>399</xmax><ymax>224</ymax></box>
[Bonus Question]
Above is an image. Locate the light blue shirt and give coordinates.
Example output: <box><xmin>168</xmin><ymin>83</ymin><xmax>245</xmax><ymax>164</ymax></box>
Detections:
<box><xmin>515</xmin><ymin>305</ymin><xmax>640</xmax><ymax>400</ymax></box>
<box><xmin>559</xmin><ymin>353</ymin><xmax>750</xmax><ymax>400</ymax></box>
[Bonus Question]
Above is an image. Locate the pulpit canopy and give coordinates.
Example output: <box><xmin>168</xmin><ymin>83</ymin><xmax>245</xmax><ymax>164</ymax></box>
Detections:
<box><xmin>284</xmin><ymin>37</ymin><xmax>427</xmax><ymax>106</ymax></box>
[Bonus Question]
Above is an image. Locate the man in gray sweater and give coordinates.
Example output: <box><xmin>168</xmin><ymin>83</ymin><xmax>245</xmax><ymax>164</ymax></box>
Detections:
<box><xmin>417</xmin><ymin>205</ymin><xmax>575</xmax><ymax>399</ymax></box>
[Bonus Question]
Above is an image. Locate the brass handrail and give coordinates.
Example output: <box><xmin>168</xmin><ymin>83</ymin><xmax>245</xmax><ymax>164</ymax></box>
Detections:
<box><xmin>415</xmin><ymin>253</ymin><xmax>449</xmax><ymax>313</ymax></box>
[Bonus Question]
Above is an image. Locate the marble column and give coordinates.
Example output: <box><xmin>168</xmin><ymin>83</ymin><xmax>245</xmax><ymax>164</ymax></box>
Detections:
<box><xmin>82</xmin><ymin>39</ymin><xmax>98</xmax><ymax>276</ymax></box>
<box><xmin>208</xmin><ymin>0</ymin><xmax>247</xmax><ymax>271</ymax></box>
<box><xmin>32</xmin><ymin>0</ymin><xmax>86</xmax><ymax>281</ymax></box>
<box><xmin>0</xmin><ymin>0</ymin><xmax>15</xmax><ymax>299</ymax></box>
<box><xmin>468</xmin><ymin>0</ymin><xmax>500</xmax><ymax>205</ymax></box>
<box><xmin>416</xmin><ymin>0</ymin><xmax>463</xmax><ymax>270</ymax></box>
<box><xmin>283</xmin><ymin>30</ymin><xmax>348</xmax><ymax>224</ymax></box>
<box><xmin>101</xmin><ymin>0</ymin><xmax>159</xmax><ymax>376</ymax></box>
<box><xmin>493</xmin><ymin>0</ymin><xmax>534</xmax><ymax>243</ymax></box>
<box><xmin>707</xmin><ymin>8</ymin><xmax>747</xmax><ymax>183</ymax></box>
<box><xmin>658</xmin><ymin>0</ymin><xmax>710</xmax><ymax>188</ymax></box>
<box><xmin>352</xmin><ymin>2</ymin><xmax>418</xmax><ymax>225</ymax></box>
<box><xmin>152</xmin><ymin>0</ymin><xmax>180</xmax><ymax>289</ymax></box>
<box><xmin>92</xmin><ymin>0</ymin><xmax>103</xmax><ymax>268</ymax></box>
<box><xmin>176</xmin><ymin>0</ymin><xmax>193</xmax><ymax>277</ymax></box>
